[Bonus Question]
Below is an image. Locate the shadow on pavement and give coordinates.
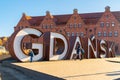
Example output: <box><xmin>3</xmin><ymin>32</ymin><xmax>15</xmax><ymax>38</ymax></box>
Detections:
<box><xmin>106</xmin><ymin>60</ymin><xmax>120</xmax><ymax>64</ymax></box>
<box><xmin>3</xmin><ymin>63</ymin><xmax>64</xmax><ymax>80</ymax></box>
<box><xmin>106</xmin><ymin>71</ymin><xmax>120</xmax><ymax>80</ymax></box>
<box><xmin>114</xmin><ymin>78</ymin><xmax>120</xmax><ymax>80</ymax></box>
<box><xmin>63</xmin><ymin>70</ymin><xmax>120</xmax><ymax>79</ymax></box>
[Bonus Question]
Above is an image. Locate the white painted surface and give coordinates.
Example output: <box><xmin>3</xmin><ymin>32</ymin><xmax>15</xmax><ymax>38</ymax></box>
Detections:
<box><xmin>13</xmin><ymin>28</ymin><xmax>42</xmax><ymax>62</ymax></box>
<box><xmin>100</xmin><ymin>40</ymin><xmax>107</xmax><ymax>58</ymax></box>
<box><xmin>70</xmin><ymin>37</ymin><xmax>82</xmax><ymax>59</ymax></box>
<box><xmin>49</xmin><ymin>32</ymin><xmax>68</xmax><ymax>60</ymax></box>
<box><xmin>88</xmin><ymin>38</ymin><xmax>97</xmax><ymax>58</ymax></box>
<box><xmin>32</xmin><ymin>43</ymin><xmax>43</xmax><ymax>61</ymax></box>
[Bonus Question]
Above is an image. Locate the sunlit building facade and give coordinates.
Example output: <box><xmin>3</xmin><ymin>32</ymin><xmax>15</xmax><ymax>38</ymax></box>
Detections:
<box><xmin>13</xmin><ymin>6</ymin><xmax>120</xmax><ymax>54</ymax></box>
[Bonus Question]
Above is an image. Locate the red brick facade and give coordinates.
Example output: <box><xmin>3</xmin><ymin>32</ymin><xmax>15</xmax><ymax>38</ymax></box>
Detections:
<box><xmin>14</xmin><ymin>6</ymin><xmax>120</xmax><ymax>54</ymax></box>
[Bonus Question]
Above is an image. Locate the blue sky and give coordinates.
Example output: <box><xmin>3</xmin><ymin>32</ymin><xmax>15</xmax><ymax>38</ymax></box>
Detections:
<box><xmin>0</xmin><ymin>0</ymin><xmax>120</xmax><ymax>37</ymax></box>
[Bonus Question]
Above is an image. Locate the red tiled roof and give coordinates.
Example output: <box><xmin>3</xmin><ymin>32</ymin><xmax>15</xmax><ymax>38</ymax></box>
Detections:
<box><xmin>80</xmin><ymin>12</ymin><xmax>103</xmax><ymax>24</ymax></box>
<box><xmin>28</xmin><ymin>16</ymin><xmax>45</xmax><ymax>26</ymax></box>
<box><xmin>28</xmin><ymin>11</ymin><xmax>120</xmax><ymax>26</ymax></box>
<box><xmin>112</xmin><ymin>11</ymin><xmax>120</xmax><ymax>22</ymax></box>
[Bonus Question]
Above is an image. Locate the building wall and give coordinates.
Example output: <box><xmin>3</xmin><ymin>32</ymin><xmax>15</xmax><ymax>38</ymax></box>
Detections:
<box><xmin>13</xmin><ymin>6</ymin><xmax>120</xmax><ymax>54</ymax></box>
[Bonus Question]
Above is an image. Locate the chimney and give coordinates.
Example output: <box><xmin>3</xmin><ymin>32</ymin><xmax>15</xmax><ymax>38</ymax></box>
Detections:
<box><xmin>46</xmin><ymin>11</ymin><xmax>50</xmax><ymax>15</ymax></box>
<box><xmin>22</xmin><ymin>12</ymin><xmax>26</xmax><ymax>16</ymax></box>
<box><xmin>105</xmin><ymin>6</ymin><xmax>110</xmax><ymax>12</ymax></box>
<box><xmin>73</xmin><ymin>9</ymin><xmax>78</xmax><ymax>14</ymax></box>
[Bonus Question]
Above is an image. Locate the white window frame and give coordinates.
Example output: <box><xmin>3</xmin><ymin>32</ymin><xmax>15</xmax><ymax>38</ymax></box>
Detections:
<box><xmin>114</xmin><ymin>31</ymin><xmax>118</xmax><ymax>37</ymax></box>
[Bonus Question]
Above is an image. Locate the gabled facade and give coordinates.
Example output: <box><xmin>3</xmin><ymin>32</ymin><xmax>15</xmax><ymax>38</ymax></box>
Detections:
<box><xmin>96</xmin><ymin>6</ymin><xmax>120</xmax><ymax>42</ymax></box>
<box><xmin>65</xmin><ymin>9</ymin><xmax>86</xmax><ymax>37</ymax></box>
<box><xmin>14</xmin><ymin>6</ymin><xmax>120</xmax><ymax>54</ymax></box>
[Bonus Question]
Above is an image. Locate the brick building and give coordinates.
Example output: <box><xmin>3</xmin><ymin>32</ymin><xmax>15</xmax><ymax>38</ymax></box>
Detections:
<box><xmin>13</xmin><ymin>6</ymin><xmax>120</xmax><ymax>54</ymax></box>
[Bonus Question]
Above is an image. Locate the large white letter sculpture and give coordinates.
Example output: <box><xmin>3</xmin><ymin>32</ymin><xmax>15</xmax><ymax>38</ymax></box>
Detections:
<box><xmin>49</xmin><ymin>32</ymin><xmax>68</xmax><ymax>60</ymax></box>
<box><xmin>100</xmin><ymin>40</ymin><xmax>107</xmax><ymax>58</ymax></box>
<box><xmin>70</xmin><ymin>37</ymin><xmax>82</xmax><ymax>59</ymax></box>
<box><xmin>13</xmin><ymin>28</ymin><xmax>43</xmax><ymax>62</ymax></box>
<box><xmin>88</xmin><ymin>37</ymin><xmax>97</xmax><ymax>58</ymax></box>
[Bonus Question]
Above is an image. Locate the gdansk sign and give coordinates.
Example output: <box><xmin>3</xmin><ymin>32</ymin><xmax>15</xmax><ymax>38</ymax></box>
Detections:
<box><xmin>8</xmin><ymin>28</ymin><xmax>115</xmax><ymax>62</ymax></box>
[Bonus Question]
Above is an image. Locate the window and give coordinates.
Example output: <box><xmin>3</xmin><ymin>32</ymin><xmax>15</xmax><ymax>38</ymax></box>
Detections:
<box><xmin>76</xmin><ymin>32</ymin><xmax>79</xmax><ymax>36</ymax></box>
<box><xmin>20</xmin><ymin>26</ymin><xmax>23</xmax><ymax>29</ymax></box>
<box><xmin>72</xmin><ymin>32</ymin><xmax>74</xmax><ymax>36</ymax></box>
<box><xmin>114</xmin><ymin>31</ymin><xmax>118</xmax><ymax>37</ymax></box>
<box><xmin>89</xmin><ymin>29</ymin><xmax>92</xmax><ymax>32</ymax></box>
<box><xmin>109</xmin><ymin>31</ymin><xmax>112</xmax><ymax>37</ymax></box>
<box><xmin>25</xmin><ymin>26</ymin><xmax>28</xmax><ymax>28</ymax></box>
<box><xmin>45</xmin><ymin>25</ymin><xmax>48</xmax><ymax>29</ymax></box>
<box><xmin>74</xmin><ymin>23</ymin><xmax>77</xmax><ymax>28</ymax></box>
<box><xmin>74</xmin><ymin>16</ymin><xmax>76</xmax><ymax>20</ymax></box>
<box><xmin>80</xmin><ymin>32</ymin><xmax>84</xmax><ymax>37</ymax></box>
<box><xmin>69</xmin><ymin>23</ymin><xmax>72</xmax><ymax>28</ymax></box>
<box><xmin>50</xmin><ymin>24</ymin><xmax>53</xmax><ymax>28</ymax></box>
<box><xmin>106</xmin><ymin>22</ymin><xmax>110</xmax><ymax>27</ymax></box>
<box><xmin>111</xmin><ymin>22</ymin><xmax>115</xmax><ymax>27</ymax></box>
<box><xmin>42</xmin><ymin>24</ymin><xmax>45</xmax><ymax>28</ymax></box>
<box><xmin>100</xmin><ymin>22</ymin><xmax>104</xmax><ymax>27</ymax></box>
<box><xmin>59</xmin><ymin>30</ymin><xmax>62</xmax><ymax>33</ymax></box>
<box><xmin>106</xmin><ymin>15</ymin><xmax>109</xmax><ymax>18</ymax></box>
<box><xmin>98</xmin><ymin>32</ymin><xmax>102</xmax><ymax>37</ymax></box>
<box><xmin>103</xmin><ymin>32</ymin><xmax>107</xmax><ymax>37</ymax></box>
<box><xmin>67</xmin><ymin>32</ymin><xmax>70</xmax><ymax>37</ymax></box>
<box><xmin>78</xmin><ymin>23</ymin><xmax>82</xmax><ymax>27</ymax></box>
<box><xmin>43</xmin><ymin>26</ymin><xmax>46</xmax><ymax>29</ymax></box>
